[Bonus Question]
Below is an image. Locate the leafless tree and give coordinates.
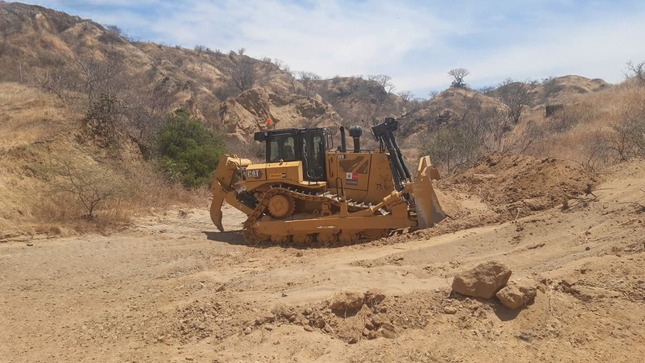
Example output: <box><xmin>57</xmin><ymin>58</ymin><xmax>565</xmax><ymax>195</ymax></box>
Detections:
<box><xmin>422</xmin><ymin>95</ymin><xmax>518</xmax><ymax>174</ymax></box>
<box><xmin>495</xmin><ymin>79</ymin><xmax>531</xmax><ymax>123</ymax></box>
<box><xmin>36</xmin><ymin>49</ymin><xmax>172</xmax><ymax>152</ymax></box>
<box><xmin>229</xmin><ymin>55</ymin><xmax>256</xmax><ymax>92</ymax></box>
<box><xmin>581</xmin><ymin>131</ymin><xmax>613</xmax><ymax>171</ymax></box>
<box><xmin>625</xmin><ymin>61</ymin><xmax>645</xmax><ymax>85</ymax></box>
<box><xmin>298</xmin><ymin>71</ymin><xmax>321</xmax><ymax>96</ymax></box>
<box><xmin>284</xmin><ymin>68</ymin><xmax>299</xmax><ymax>94</ymax></box>
<box><xmin>609</xmin><ymin>111</ymin><xmax>645</xmax><ymax>160</ymax></box>
<box><xmin>53</xmin><ymin>162</ymin><xmax>125</xmax><ymax>220</ymax></box>
<box><xmin>271</xmin><ymin>58</ymin><xmax>288</xmax><ymax>70</ymax></box>
<box><xmin>31</xmin><ymin>66</ymin><xmax>80</xmax><ymax>103</ymax></box>
<box><xmin>448</xmin><ymin>68</ymin><xmax>470</xmax><ymax>88</ymax></box>
<box><xmin>76</xmin><ymin>50</ymin><xmax>128</xmax><ymax>111</ymax></box>
<box><xmin>368</xmin><ymin>74</ymin><xmax>395</xmax><ymax>93</ymax></box>
<box><xmin>397</xmin><ymin>90</ymin><xmax>414</xmax><ymax>103</ymax></box>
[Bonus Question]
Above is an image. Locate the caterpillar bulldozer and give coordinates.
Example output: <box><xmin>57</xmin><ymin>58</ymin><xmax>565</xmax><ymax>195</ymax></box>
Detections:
<box><xmin>210</xmin><ymin>117</ymin><xmax>445</xmax><ymax>246</ymax></box>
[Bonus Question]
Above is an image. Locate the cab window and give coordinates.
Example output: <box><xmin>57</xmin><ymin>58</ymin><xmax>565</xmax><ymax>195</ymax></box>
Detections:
<box><xmin>268</xmin><ymin>134</ymin><xmax>296</xmax><ymax>162</ymax></box>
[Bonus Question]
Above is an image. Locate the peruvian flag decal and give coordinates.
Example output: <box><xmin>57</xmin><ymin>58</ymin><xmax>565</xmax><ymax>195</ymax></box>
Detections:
<box><xmin>346</xmin><ymin>172</ymin><xmax>359</xmax><ymax>185</ymax></box>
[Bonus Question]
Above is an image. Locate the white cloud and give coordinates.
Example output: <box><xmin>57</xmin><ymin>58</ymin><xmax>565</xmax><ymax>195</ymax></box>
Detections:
<box><xmin>464</xmin><ymin>13</ymin><xmax>645</xmax><ymax>86</ymax></box>
<box><xmin>24</xmin><ymin>0</ymin><xmax>645</xmax><ymax>96</ymax></box>
<box><xmin>145</xmin><ymin>0</ymin><xmax>454</xmax><ymax>78</ymax></box>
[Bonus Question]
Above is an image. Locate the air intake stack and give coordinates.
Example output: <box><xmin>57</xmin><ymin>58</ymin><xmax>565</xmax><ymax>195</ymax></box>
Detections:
<box><xmin>349</xmin><ymin>126</ymin><xmax>362</xmax><ymax>153</ymax></box>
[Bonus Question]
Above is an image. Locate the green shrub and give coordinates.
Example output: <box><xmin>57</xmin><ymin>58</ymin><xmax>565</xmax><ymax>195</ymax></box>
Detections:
<box><xmin>156</xmin><ymin>109</ymin><xmax>224</xmax><ymax>188</ymax></box>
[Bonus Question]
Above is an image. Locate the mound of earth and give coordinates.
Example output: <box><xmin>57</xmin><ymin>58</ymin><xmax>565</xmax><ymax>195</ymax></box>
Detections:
<box><xmin>384</xmin><ymin>153</ymin><xmax>598</xmax><ymax>244</ymax></box>
<box><xmin>444</xmin><ymin>153</ymin><xmax>597</xmax><ymax>219</ymax></box>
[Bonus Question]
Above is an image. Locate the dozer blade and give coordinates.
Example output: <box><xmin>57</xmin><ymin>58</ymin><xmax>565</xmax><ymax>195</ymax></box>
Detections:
<box><xmin>210</xmin><ymin>192</ymin><xmax>225</xmax><ymax>232</ymax></box>
<box><xmin>412</xmin><ymin>156</ymin><xmax>445</xmax><ymax>228</ymax></box>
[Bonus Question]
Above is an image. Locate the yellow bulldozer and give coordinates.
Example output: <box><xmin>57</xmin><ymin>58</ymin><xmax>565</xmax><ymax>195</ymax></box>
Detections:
<box><xmin>210</xmin><ymin>117</ymin><xmax>445</xmax><ymax>246</ymax></box>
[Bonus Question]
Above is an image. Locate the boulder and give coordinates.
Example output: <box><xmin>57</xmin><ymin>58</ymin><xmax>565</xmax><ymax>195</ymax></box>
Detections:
<box><xmin>496</xmin><ymin>280</ymin><xmax>537</xmax><ymax>309</ymax></box>
<box><xmin>452</xmin><ymin>261</ymin><xmax>512</xmax><ymax>299</ymax></box>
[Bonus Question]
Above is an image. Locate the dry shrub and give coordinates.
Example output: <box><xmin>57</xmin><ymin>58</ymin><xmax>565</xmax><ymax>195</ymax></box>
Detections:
<box><xmin>30</xmin><ymin>159</ymin><xmax>207</xmax><ymax>235</ymax></box>
<box><xmin>31</xmin><ymin>161</ymin><xmax>130</xmax><ymax>233</ymax></box>
<box><xmin>31</xmin><ymin>191</ymin><xmax>129</xmax><ymax>234</ymax></box>
<box><xmin>544</xmin><ymin>102</ymin><xmax>595</xmax><ymax>132</ymax></box>
<box><xmin>123</xmin><ymin>162</ymin><xmax>207</xmax><ymax>211</ymax></box>
<box><xmin>519</xmin><ymin>83</ymin><xmax>645</xmax><ymax>170</ymax></box>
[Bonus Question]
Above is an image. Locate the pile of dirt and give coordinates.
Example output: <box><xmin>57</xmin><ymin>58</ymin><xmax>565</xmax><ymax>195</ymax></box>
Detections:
<box><xmin>268</xmin><ymin>289</ymin><xmax>396</xmax><ymax>344</ymax></box>
<box><xmin>444</xmin><ymin>153</ymin><xmax>597</xmax><ymax>219</ymax></box>
<box><xmin>380</xmin><ymin>153</ymin><xmax>598</xmax><ymax>245</ymax></box>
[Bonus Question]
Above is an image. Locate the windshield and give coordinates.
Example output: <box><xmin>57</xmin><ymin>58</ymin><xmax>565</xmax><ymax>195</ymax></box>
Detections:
<box><xmin>268</xmin><ymin>134</ymin><xmax>296</xmax><ymax>162</ymax></box>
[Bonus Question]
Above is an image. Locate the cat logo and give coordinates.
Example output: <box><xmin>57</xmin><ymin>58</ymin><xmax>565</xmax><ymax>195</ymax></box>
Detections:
<box><xmin>247</xmin><ymin>169</ymin><xmax>262</xmax><ymax>179</ymax></box>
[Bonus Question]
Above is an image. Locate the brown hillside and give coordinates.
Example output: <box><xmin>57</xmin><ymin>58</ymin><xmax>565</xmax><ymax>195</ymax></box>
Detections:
<box><xmin>0</xmin><ymin>4</ymin><xmax>644</xmax><ymax>362</ymax></box>
<box><xmin>0</xmin><ymin>2</ymin><xmax>350</xmax><ymax>141</ymax></box>
<box><xmin>527</xmin><ymin>75</ymin><xmax>610</xmax><ymax>106</ymax></box>
<box><xmin>1</xmin><ymin>2</ymin><xmax>640</xmax><ymax>238</ymax></box>
<box><xmin>399</xmin><ymin>87</ymin><xmax>506</xmax><ymax>146</ymax></box>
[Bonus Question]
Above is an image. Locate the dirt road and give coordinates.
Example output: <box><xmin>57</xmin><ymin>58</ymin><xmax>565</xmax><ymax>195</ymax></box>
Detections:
<box><xmin>1</xmin><ymin>159</ymin><xmax>644</xmax><ymax>362</ymax></box>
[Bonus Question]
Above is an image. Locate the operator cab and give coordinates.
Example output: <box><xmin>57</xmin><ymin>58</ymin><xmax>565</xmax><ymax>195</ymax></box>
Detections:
<box><xmin>254</xmin><ymin>128</ymin><xmax>330</xmax><ymax>182</ymax></box>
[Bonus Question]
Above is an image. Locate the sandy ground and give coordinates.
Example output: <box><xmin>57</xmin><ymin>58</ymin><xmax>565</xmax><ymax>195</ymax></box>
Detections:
<box><xmin>1</xmin><ymin>158</ymin><xmax>644</xmax><ymax>363</ymax></box>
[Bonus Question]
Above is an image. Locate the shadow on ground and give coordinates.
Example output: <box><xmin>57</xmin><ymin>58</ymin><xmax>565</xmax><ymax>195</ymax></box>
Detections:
<box><xmin>203</xmin><ymin>230</ymin><xmax>246</xmax><ymax>245</ymax></box>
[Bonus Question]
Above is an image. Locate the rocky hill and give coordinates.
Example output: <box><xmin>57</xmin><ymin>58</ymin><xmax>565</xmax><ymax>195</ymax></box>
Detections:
<box><xmin>1</xmin><ymin>2</ymin><xmax>619</xmax><ymax>151</ymax></box>
<box><xmin>2</xmin><ymin>2</ymin><xmax>642</xmax><ymax>236</ymax></box>
<box><xmin>0</xmin><ymin>2</ymin><xmax>399</xmax><ymax>147</ymax></box>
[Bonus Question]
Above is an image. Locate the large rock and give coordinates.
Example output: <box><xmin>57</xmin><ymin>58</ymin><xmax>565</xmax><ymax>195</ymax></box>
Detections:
<box><xmin>496</xmin><ymin>280</ymin><xmax>537</xmax><ymax>309</ymax></box>
<box><xmin>452</xmin><ymin>261</ymin><xmax>512</xmax><ymax>299</ymax></box>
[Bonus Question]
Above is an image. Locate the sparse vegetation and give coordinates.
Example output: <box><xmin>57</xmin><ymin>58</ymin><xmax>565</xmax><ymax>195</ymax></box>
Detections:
<box><xmin>421</xmin><ymin>97</ymin><xmax>513</xmax><ymax>173</ymax></box>
<box><xmin>230</xmin><ymin>55</ymin><xmax>256</xmax><ymax>92</ymax></box>
<box><xmin>625</xmin><ymin>61</ymin><xmax>645</xmax><ymax>85</ymax></box>
<box><xmin>494</xmin><ymin>79</ymin><xmax>531</xmax><ymax>123</ymax></box>
<box><xmin>609</xmin><ymin>105</ymin><xmax>645</xmax><ymax>161</ymax></box>
<box><xmin>368</xmin><ymin>74</ymin><xmax>396</xmax><ymax>93</ymax></box>
<box><xmin>51</xmin><ymin>161</ymin><xmax>126</xmax><ymax>220</ymax></box>
<box><xmin>2</xmin><ymin>6</ymin><xmax>645</xmax><ymax>362</ymax></box>
<box><xmin>298</xmin><ymin>71</ymin><xmax>321</xmax><ymax>96</ymax></box>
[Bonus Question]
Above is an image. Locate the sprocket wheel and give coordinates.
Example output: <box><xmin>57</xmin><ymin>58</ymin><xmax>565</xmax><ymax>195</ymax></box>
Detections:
<box><xmin>267</xmin><ymin>193</ymin><xmax>295</xmax><ymax>219</ymax></box>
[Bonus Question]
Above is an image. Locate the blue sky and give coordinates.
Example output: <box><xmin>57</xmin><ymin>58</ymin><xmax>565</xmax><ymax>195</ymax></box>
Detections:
<box><xmin>25</xmin><ymin>0</ymin><xmax>645</xmax><ymax>97</ymax></box>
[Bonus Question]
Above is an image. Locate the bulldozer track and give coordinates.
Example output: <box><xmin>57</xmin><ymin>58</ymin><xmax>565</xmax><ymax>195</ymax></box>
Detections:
<box><xmin>242</xmin><ymin>185</ymin><xmax>389</xmax><ymax>247</ymax></box>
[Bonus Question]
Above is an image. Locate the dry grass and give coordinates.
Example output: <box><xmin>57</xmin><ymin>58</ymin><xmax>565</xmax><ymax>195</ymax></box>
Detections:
<box><xmin>24</xmin><ymin>159</ymin><xmax>208</xmax><ymax>237</ymax></box>
<box><xmin>0</xmin><ymin>83</ymin><xmax>210</xmax><ymax>240</ymax></box>
<box><xmin>519</xmin><ymin>82</ymin><xmax>645</xmax><ymax>169</ymax></box>
<box><xmin>0</xmin><ymin>82</ymin><xmax>77</xmax><ymax>150</ymax></box>
<box><xmin>2</xmin><ymin>76</ymin><xmax>643</xmax><ymax>240</ymax></box>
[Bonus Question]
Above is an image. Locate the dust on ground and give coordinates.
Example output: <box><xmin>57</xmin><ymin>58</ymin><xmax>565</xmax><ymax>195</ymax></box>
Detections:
<box><xmin>1</xmin><ymin>156</ymin><xmax>643</xmax><ymax>362</ymax></box>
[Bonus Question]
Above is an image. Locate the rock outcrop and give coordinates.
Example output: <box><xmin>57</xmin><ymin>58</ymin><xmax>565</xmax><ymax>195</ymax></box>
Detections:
<box><xmin>452</xmin><ymin>261</ymin><xmax>512</xmax><ymax>299</ymax></box>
